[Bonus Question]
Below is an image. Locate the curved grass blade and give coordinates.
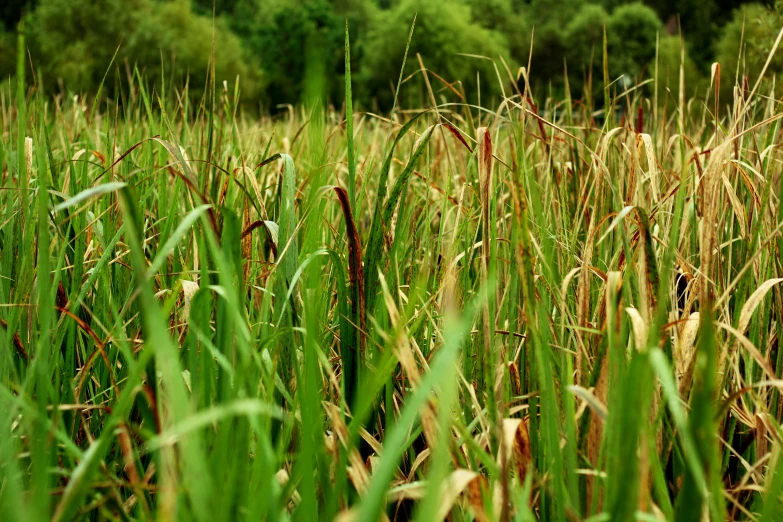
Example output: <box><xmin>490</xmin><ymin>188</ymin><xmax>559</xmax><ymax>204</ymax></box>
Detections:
<box><xmin>148</xmin><ymin>204</ymin><xmax>212</xmax><ymax>276</ymax></box>
<box><xmin>53</xmin><ymin>182</ymin><xmax>126</xmax><ymax>212</ymax></box>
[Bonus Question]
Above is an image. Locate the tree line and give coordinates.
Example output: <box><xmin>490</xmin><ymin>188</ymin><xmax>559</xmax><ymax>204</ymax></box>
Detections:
<box><xmin>0</xmin><ymin>0</ymin><xmax>780</xmax><ymax>111</ymax></box>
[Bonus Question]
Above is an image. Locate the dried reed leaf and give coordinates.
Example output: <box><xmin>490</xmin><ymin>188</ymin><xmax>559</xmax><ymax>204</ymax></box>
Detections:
<box><xmin>625</xmin><ymin>307</ymin><xmax>648</xmax><ymax>351</ymax></box>
<box><xmin>677</xmin><ymin>312</ymin><xmax>700</xmax><ymax>385</ymax></box>
<box><xmin>738</xmin><ymin>279</ymin><xmax>783</xmax><ymax>334</ymax></box>
<box><xmin>181</xmin><ymin>280</ymin><xmax>199</xmax><ymax>322</ymax></box>
<box><xmin>498</xmin><ymin>418</ymin><xmax>532</xmax><ymax>483</ymax></box>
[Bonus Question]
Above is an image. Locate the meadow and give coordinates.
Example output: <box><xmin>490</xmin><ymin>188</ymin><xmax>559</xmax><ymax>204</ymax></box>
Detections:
<box><xmin>3</xmin><ymin>25</ymin><xmax>783</xmax><ymax>522</ymax></box>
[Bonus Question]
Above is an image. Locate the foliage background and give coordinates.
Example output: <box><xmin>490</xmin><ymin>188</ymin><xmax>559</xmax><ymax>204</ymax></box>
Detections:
<box><xmin>1</xmin><ymin>0</ymin><xmax>781</xmax><ymax>110</ymax></box>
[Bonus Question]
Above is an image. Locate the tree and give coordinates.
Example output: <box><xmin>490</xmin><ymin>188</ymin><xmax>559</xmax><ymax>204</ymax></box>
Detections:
<box><xmin>0</xmin><ymin>29</ymin><xmax>15</xmax><ymax>81</ymax></box>
<box><xmin>463</xmin><ymin>0</ymin><xmax>529</xmax><ymax>68</ymax></box>
<box><xmin>360</xmin><ymin>0</ymin><xmax>511</xmax><ymax>109</ymax></box>
<box><xmin>230</xmin><ymin>0</ymin><xmax>343</xmax><ymax>109</ymax></box>
<box><xmin>715</xmin><ymin>2</ymin><xmax>783</xmax><ymax>102</ymax></box>
<box><xmin>563</xmin><ymin>4</ymin><xmax>608</xmax><ymax>95</ymax></box>
<box><xmin>190</xmin><ymin>0</ymin><xmax>240</xmax><ymax>16</ymax></box>
<box><xmin>1</xmin><ymin>0</ymin><xmax>36</xmax><ymax>30</ymax></box>
<box><xmin>28</xmin><ymin>0</ymin><xmax>144</xmax><ymax>92</ymax></box>
<box><xmin>27</xmin><ymin>0</ymin><xmax>255</xmax><ymax>98</ymax></box>
<box><xmin>645</xmin><ymin>0</ymin><xmax>719</xmax><ymax>70</ymax></box>
<box><xmin>607</xmin><ymin>3</ymin><xmax>662</xmax><ymax>80</ymax></box>
<box><xmin>521</xmin><ymin>0</ymin><xmax>586</xmax><ymax>88</ymax></box>
<box><xmin>464</xmin><ymin>0</ymin><xmax>513</xmax><ymax>31</ymax></box>
<box><xmin>655</xmin><ymin>36</ymin><xmax>703</xmax><ymax>104</ymax></box>
<box><xmin>127</xmin><ymin>0</ymin><xmax>258</xmax><ymax>100</ymax></box>
<box><xmin>0</xmin><ymin>1</ymin><xmax>36</xmax><ymax>83</ymax></box>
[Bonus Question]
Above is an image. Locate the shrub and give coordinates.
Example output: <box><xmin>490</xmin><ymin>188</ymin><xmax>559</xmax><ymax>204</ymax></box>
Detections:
<box><xmin>607</xmin><ymin>3</ymin><xmax>662</xmax><ymax>81</ymax></box>
<box><xmin>360</xmin><ymin>0</ymin><xmax>511</xmax><ymax>109</ymax></box>
<box><xmin>563</xmin><ymin>4</ymin><xmax>608</xmax><ymax>94</ymax></box>
<box><xmin>715</xmin><ymin>3</ymin><xmax>783</xmax><ymax>102</ymax></box>
<box><xmin>654</xmin><ymin>35</ymin><xmax>703</xmax><ymax>104</ymax></box>
<box><xmin>464</xmin><ymin>0</ymin><xmax>514</xmax><ymax>32</ymax></box>
<box><xmin>464</xmin><ymin>0</ymin><xmax>530</xmax><ymax>66</ymax></box>
<box><xmin>27</xmin><ymin>0</ymin><xmax>256</xmax><ymax>100</ymax></box>
<box><xmin>0</xmin><ymin>27</ymin><xmax>15</xmax><ymax>81</ymax></box>
<box><xmin>230</xmin><ymin>0</ymin><xmax>343</xmax><ymax>110</ymax></box>
<box><xmin>564</xmin><ymin>4</ymin><xmax>608</xmax><ymax>68</ymax></box>
<box><xmin>126</xmin><ymin>0</ymin><xmax>258</xmax><ymax>101</ymax></box>
<box><xmin>515</xmin><ymin>0</ymin><xmax>586</xmax><ymax>91</ymax></box>
<box><xmin>28</xmin><ymin>0</ymin><xmax>145</xmax><ymax>93</ymax></box>
<box><xmin>1</xmin><ymin>0</ymin><xmax>36</xmax><ymax>31</ymax></box>
<box><xmin>647</xmin><ymin>0</ymin><xmax>719</xmax><ymax>69</ymax></box>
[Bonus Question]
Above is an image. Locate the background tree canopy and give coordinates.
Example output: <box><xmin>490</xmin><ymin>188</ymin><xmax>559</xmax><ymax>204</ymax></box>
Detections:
<box><xmin>0</xmin><ymin>0</ymin><xmax>778</xmax><ymax>111</ymax></box>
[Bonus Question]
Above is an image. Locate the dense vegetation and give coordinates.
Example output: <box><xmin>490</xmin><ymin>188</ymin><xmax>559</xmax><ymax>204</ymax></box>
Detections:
<box><xmin>1</xmin><ymin>0</ymin><xmax>782</xmax><ymax>109</ymax></box>
<box><xmin>4</xmin><ymin>1</ymin><xmax>783</xmax><ymax>521</ymax></box>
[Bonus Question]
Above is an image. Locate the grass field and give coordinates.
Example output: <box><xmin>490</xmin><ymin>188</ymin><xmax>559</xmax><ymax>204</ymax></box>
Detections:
<box><xmin>3</xmin><ymin>30</ymin><xmax>783</xmax><ymax>521</ymax></box>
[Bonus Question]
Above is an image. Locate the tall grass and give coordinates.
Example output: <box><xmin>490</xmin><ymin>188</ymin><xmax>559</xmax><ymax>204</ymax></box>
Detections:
<box><xmin>2</xmin><ymin>28</ymin><xmax>783</xmax><ymax>522</ymax></box>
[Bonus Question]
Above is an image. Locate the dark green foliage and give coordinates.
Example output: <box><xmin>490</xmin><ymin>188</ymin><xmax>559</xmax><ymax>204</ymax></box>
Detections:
<box><xmin>508</xmin><ymin>0</ymin><xmax>662</xmax><ymax>97</ymax></box>
<box><xmin>518</xmin><ymin>0</ymin><xmax>586</xmax><ymax>89</ymax></box>
<box><xmin>126</xmin><ymin>0</ymin><xmax>259</xmax><ymax>100</ymax></box>
<box><xmin>27</xmin><ymin>0</ymin><xmax>144</xmax><ymax>93</ymax></box>
<box><xmin>715</xmin><ymin>2</ymin><xmax>783</xmax><ymax>99</ymax></box>
<box><xmin>563</xmin><ymin>4</ymin><xmax>608</xmax><ymax>91</ymax></box>
<box><xmin>230</xmin><ymin>0</ymin><xmax>344</xmax><ymax>109</ymax></box>
<box><xmin>0</xmin><ymin>0</ymin><xmax>35</xmax><ymax>30</ymax></box>
<box><xmin>0</xmin><ymin>28</ymin><xmax>15</xmax><ymax>79</ymax></box>
<box><xmin>191</xmin><ymin>0</ymin><xmax>241</xmax><ymax>16</ymax></box>
<box><xmin>0</xmin><ymin>0</ymin><xmax>775</xmax><ymax>108</ymax></box>
<box><xmin>25</xmin><ymin>0</ymin><xmax>254</xmax><ymax>98</ymax></box>
<box><xmin>656</xmin><ymin>35</ymin><xmax>702</xmax><ymax>101</ymax></box>
<box><xmin>360</xmin><ymin>0</ymin><xmax>510</xmax><ymax>108</ymax></box>
<box><xmin>464</xmin><ymin>0</ymin><xmax>531</xmax><ymax>70</ymax></box>
<box><xmin>464</xmin><ymin>0</ymin><xmax>514</xmax><ymax>29</ymax></box>
<box><xmin>646</xmin><ymin>0</ymin><xmax>761</xmax><ymax>70</ymax></box>
<box><xmin>671</xmin><ymin>0</ymin><xmax>718</xmax><ymax>69</ymax></box>
<box><xmin>607</xmin><ymin>3</ymin><xmax>662</xmax><ymax>79</ymax></box>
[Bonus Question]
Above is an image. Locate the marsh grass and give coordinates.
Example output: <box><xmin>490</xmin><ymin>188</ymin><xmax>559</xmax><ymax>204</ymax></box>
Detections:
<box><xmin>2</xmin><ymin>23</ymin><xmax>783</xmax><ymax>522</ymax></box>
